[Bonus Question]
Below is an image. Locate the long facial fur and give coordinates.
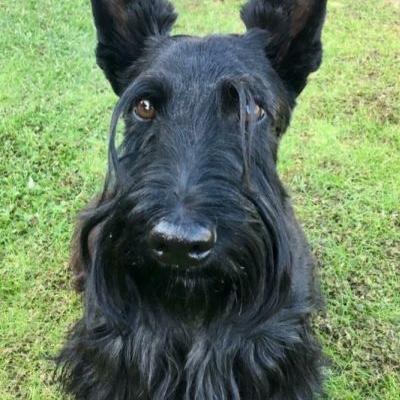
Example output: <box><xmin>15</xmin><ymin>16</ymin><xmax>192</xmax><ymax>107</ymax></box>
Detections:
<box><xmin>57</xmin><ymin>1</ymin><xmax>327</xmax><ymax>399</ymax></box>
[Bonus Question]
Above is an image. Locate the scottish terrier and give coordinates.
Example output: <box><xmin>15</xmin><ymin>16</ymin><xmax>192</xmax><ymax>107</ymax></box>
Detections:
<box><xmin>57</xmin><ymin>0</ymin><xmax>328</xmax><ymax>399</ymax></box>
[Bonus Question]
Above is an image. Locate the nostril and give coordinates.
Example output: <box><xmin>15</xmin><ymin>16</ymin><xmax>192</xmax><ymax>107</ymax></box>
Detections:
<box><xmin>190</xmin><ymin>244</ymin><xmax>203</xmax><ymax>254</ymax></box>
<box><xmin>152</xmin><ymin>240</ymin><xmax>167</xmax><ymax>254</ymax></box>
<box><xmin>189</xmin><ymin>246</ymin><xmax>210</xmax><ymax>260</ymax></box>
<box><xmin>149</xmin><ymin>235</ymin><xmax>169</xmax><ymax>259</ymax></box>
<box><xmin>189</xmin><ymin>230</ymin><xmax>216</xmax><ymax>257</ymax></box>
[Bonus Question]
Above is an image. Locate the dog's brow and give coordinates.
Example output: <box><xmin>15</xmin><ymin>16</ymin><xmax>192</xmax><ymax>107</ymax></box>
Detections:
<box><xmin>125</xmin><ymin>76</ymin><xmax>171</xmax><ymax>101</ymax></box>
<box><xmin>217</xmin><ymin>75</ymin><xmax>290</xmax><ymax>125</ymax></box>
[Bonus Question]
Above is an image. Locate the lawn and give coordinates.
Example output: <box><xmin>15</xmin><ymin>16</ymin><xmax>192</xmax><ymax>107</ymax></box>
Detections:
<box><xmin>1</xmin><ymin>0</ymin><xmax>399</xmax><ymax>399</ymax></box>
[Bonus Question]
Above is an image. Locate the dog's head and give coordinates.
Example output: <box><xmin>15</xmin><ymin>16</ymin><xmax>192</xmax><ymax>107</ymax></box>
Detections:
<box><xmin>82</xmin><ymin>0</ymin><xmax>326</xmax><ymax>323</ymax></box>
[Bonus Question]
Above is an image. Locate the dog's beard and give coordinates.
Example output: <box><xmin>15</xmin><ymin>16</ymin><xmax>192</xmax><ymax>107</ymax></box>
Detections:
<box><xmin>89</xmin><ymin>226</ymin><xmax>244</xmax><ymax>320</ymax></box>
<box><xmin>82</xmin><ymin>188</ymin><xmax>292</xmax><ymax>326</ymax></box>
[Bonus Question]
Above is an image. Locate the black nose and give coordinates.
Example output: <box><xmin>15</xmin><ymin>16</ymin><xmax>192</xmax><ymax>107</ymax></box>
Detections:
<box><xmin>148</xmin><ymin>220</ymin><xmax>216</xmax><ymax>267</ymax></box>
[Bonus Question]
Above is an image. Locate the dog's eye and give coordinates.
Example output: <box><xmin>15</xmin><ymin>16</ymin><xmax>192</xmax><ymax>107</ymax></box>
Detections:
<box><xmin>134</xmin><ymin>99</ymin><xmax>157</xmax><ymax>120</ymax></box>
<box><xmin>244</xmin><ymin>103</ymin><xmax>266</xmax><ymax>123</ymax></box>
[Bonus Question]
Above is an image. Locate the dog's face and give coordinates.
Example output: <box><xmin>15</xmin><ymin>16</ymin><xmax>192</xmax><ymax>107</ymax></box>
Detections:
<box><xmin>102</xmin><ymin>37</ymin><xmax>290</xmax><ymax>305</ymax></box>
<box><xmin>85</xmin><ymin>0</ymin><xmax>326</xmax><ymax>319</ymax></box>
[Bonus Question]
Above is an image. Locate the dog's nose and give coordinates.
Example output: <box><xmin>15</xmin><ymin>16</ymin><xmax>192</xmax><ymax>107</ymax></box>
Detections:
<box><xmin>148</xmin><ymin>220</ymin><xmax>216</xmax><ymax>267</ymax></box>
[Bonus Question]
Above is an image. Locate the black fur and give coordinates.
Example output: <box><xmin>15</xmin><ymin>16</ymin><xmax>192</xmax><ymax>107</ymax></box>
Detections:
<box><xmin>57</xmin><ymin>1</ymin><xmax>327</xmax><ymax>399</ymax></box>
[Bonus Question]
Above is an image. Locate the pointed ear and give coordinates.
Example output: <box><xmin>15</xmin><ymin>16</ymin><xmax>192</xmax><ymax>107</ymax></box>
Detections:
<box><xmin>91</xmin><ymin>0</ymin><xmax>177</xmax><ymax>95</ymax></box>
<box><xmin>241</xmin><ymin>0</ymin><xmax>327</xmax><ymax>96</ymax></box>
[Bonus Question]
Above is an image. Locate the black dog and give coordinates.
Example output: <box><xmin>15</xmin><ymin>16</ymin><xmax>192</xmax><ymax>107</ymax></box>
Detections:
<box><xmin>57</xmin><ymin>1</ymin><xmax>327</xmax><ymax>399</ymax></box>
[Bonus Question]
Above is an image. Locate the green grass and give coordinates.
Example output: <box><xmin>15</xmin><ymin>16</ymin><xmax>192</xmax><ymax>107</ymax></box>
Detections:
<box><xmin>1</xmin><ymin>0</ymin><xmax>399</xmax><ymax>399</ymax></box>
